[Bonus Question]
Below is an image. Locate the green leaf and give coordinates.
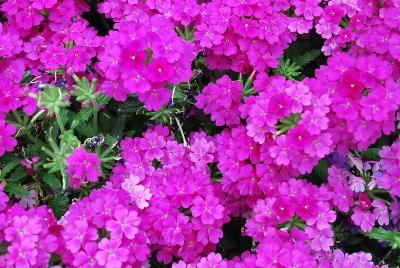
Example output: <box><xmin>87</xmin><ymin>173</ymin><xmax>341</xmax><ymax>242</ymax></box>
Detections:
<box><xmin>173</xmin><ymin>87</ymin><xmax>185</xmax><ymax>100</ymax></box>
<box><xmin>276</xmin><ymin>113</ymin><xmax>301</xmax><ymax>134</ymax></box>
<box><xmin>57</xmin><ymin>109</ymin><xmax>70</xmax><ymax>130</ymax></box>
<box><xmin>0</xmin><ymin>158</ymin><xmax>21</xmax><ymax>179</ymax></box>
<box><xmin>37</xmin><ymin>85</ymin><xmax>69</xmax><ymax>114</ymax></box>
<box><xmin>42</xmin><ymin>174</ymin><xmax>62</xmax><ymax>189</ymax></box>
<box><xmin>71</xmin><ymin>106</ymin><xmax>95</xmax><ymax>130</ymax></box>
<box><xmin>111</xmin><ymin>115</ymin><xmax>127</xmax><ymax>137</ymax></box>
<box><xmin>312</xmin><ymin>159</ymin><xmax>329</xmax><ymax>183</ymax></box>
<box><xmin>98</xmin><ymin>95</ymin><xmax>111</xmax><ymax>106</ymax></box>
<box><xmin>44</xmin><ymin>163</ymin><xmax>61</xmax><ymax>174</ymax></box>
<box><xmin>8</xmin><ymin>167</ymin><xmax>28</xmax><ymax>182</ymax></box>
<box><xmin>60</xmin><ymin>130</ymin><xmax>80</xmax><ymax>149</ymax></box>
<box><xmin>364</xmin><ymin>228</ymin><xmax>400</xmax><ymax>249</ymax></box>
<box><xmin>362</xmin><ymin>148</ymin><xmax>380</xmax><ymax>161</ymax></box>
<box><xmin>293</xmin><ymin>49</ymin><xmax>321</xmax><ymax>67</ymax></box>
<box><xmin>5</xmin><ymin>182</ymin><xmax>29</xmax><ymax>197</ymax></box>
<box><xmin>48</xmin><ymin>193</ymin><xmax>70</xmax><ymax>219</ymax></box>
<box><xmin>75</xmin><ymin>122</ymin><xmax>95</xmax><ymax>138</ymax></box>
<box><xmin>19</xmin><ymin>70</ymin><xmax>33</xmax><ymax>84</ymax></box>
<box><xmin>275</xmin><ymin>58</ymin><xmax>302</xmax><ymax>80</ymax></box>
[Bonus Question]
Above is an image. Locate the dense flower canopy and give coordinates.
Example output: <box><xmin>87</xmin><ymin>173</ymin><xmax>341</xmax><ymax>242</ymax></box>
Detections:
<box><xmin>0</xmin><ymin>0</ymin><xmax>399</xmax><ymax>267</ymax></box>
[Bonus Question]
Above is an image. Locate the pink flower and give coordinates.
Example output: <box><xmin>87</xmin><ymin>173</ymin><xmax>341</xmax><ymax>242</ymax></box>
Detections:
<box><xmin>146</xmin><ymin>58</ymin><xmax>175</xmax><ymax>83</ymax></box>
<box><xmin>63</xmin><ymin>220</ymin><xmax>98</xmax><ymax>253</ymax></box>
<box><xmin>372</xmin><ymin>199</ymin><xmax>389</xmax><ymax>226</ymax></box>
<box><xmin>163</xmin><ymin>214</ymin><xmax>192</xmax><ymax>246</ymax></box>
<box><xmin>0</xmin><ymin>120</ymin><xmax>17</xmax><ymax>157</ymax></box>
<box><xmin>351</xmin><ymin>207</ymin><xmax>376</xmax><ymax>232</ymax></box>
<box><xmin>0</xmin><ymin>185</ymin><xmax>9</xmax><ymax>211</ymax></box>
<box><xmin>106</xmin><ymin>207</ymin><xmax>141</xmax><ymax>240</ymax></box>
<box><xmin>338</xmin><ymin>70</ymin><xmax>365</xmax><ymax>98</ymax></box>
<box><xmin>32</xmin><ymin>0</ymin><xmax>57</xmax><ymax>9</ymax></box>
<box><xmin>198</xmin><ymin>253</ymin><xmax>227</xmax><ymax>268</ymax></box>
<box><xmin>306</xmin><ymin>202</ymin><xmax>336</xmax><ymax>230</ymax></box>
<box><xmin>6</xmin><ymin>242</ymin><xmax>38</xmax><ymax>268</ymax></box>
<box><xmin>5</xmin><ymin>216</ymin><xmax>41</xmax><ymax>245</ymax></box>
<box><xmin>95</xmin><ymin>238</ymin><xmax>129</xmax><ymax>268</ymax></box>
<box><xmin>139</xmin><ymin>130</ymin><xmax>166</xmax><ymax>160</ymax></box>
<box><xmin>256</xmin><ymin>239</ymin><xmax>283</xmax><ymax>267</ymax></box>
<box><xmin>66</xmin><ymin>147</ymin><xmax>102</xmax><ymax>189</ymax></box>
<box><xmin>269</xmin><ymin>136</ymin><xmax>290</xmax><ymax>166</ymax></box>
<box><xmin>349</xmin><ymin>175</ymin><xmax>366</xmax><ymax>193</ymax></box>
<box><xmin>305</xmin><ymin>226</ymin><xmax>334</xmax><ymax>251</ymax></box>
<box><xmin>195</xmin><ymin>24</ymin><xmax>224</xmax><ymax>48</ymax></box>
<box><xmin>73</xmin><ymin>242</ymin><xmax>99</xmax><ymax>268</ymax></box>
<box><xmin>191</xmin><ymin>196</ymin><xmax>224</xmax><ymax>225</ymax></box>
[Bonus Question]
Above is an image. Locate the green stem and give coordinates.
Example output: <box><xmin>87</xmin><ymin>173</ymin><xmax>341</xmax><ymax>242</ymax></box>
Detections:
<box><xmin>41</xmin><ymin>146</ymin><xmax>56</xmax><ymax>158</ymax></box>
<box><xmin>184</xmin><ymin>25</ymin><xmax>190</xmax><ymax>40</ymax></box>
<box><xmin>55</xmin><ymin>111</ymin><xmax>65</xmax><ymax>134</ymax></box>
<box><xmin>100</xmin><ymin>141</ymin><xmax>119</xmax><ymax>158</ymax></box>
<box><xmin>174</xmin><ymin>116</ymin><xmax>188</xmax><ymax>147</ymax></box>
<box><xmin>371</xmin><ymin>188</ymin><xmax>388</xmax><ymax>194</ymax></box>
<box><xmin>175</xmin><ymin>27</ymin><xmax>185</xmax><ymax>38</ymax></box>
<box><xmin>93</xmin><ymin>109</ymin><xmax>98</xmax><ymax>134</ymax></box>
<box><xmin>11</xmin><ymin>111</ymin><xmax>23</xmax><ymax>124</ymax></box>
<box><xmin>26</xmin><ymin>133</ymin><xmax>44</xmax><ymax>146</ymax></box>
<box><xmin>61</xmin><ymin>167</ymin><xmax>68</xmax><ymax>190</ymax></box>
<box><xmin>243</xmin><ymin>70</ymin><xmax>256</xmax><ymax>91</ymax></box>
<box><xmin>101</xmin><ymin>156</ymin><xmax>118</xmax><ymax>162</ymax></box>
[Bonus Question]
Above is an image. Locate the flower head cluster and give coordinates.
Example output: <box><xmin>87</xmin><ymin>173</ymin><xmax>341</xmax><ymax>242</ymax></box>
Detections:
<box><xmin>0</xmin><ymin>186</ymin><xmax>60</xmax><ymax>268</ymax></box>
<box><xmin>213</xmin><ymin>74</ymin><xmax>333</xmax><ymax>186</ymax></box>
<box><xmin>0</xmin><ymin>120</ymin><xmax>17</xmax><ymax>157</ymax></box>
<box><xmin>59</xmin><ymin>186</ymin><xmax>149</xmax><ymax>268</ymax></box>
<box><xmin>312</xmin><ymin>52</ymin><xmax>400</xmax><ymax>152</ymax></box>
<box><xmin>374</xmin><ymin>140</ymin><xmax>400</xmax><ymax>197</ymax></box>
<box><xmin>327</xmin><ymin>165</ymin><xmax>389</xmax><ymax>232</ymax></box>
<box><xmin>172</xmin><ymin>234</ymin><xmax>384</xmax><ymax>268</ymax></box>
<box><xmin>195</xmin><ymin>75</ymin><xmax>243</xmax><ymax>126</ymax></box>
<box><xmin>66</xmin><ymin>147</ymin><xmax>102</xmax><ymax>189</ymax></box>
<box><xmin>108</xmin><ymin>126</ymin><xmax>229</xmax><ymax>263</ymax></box>
<box><xmin>195</xmin><ymin>0</ymin><xmax>296</xmax><ymax>73</ymax></box>
<box><xmin>99</xmin><ymin>0</ymin><xmax>201</xmax><ymax>26</ymax></box>
<box><xmin>0</xmin><ymin>0</ymin><xmax>398</xmax><ymax>267</ymax></box>
<box><xmin>97</xmin><ymin>15</ymin><xmax>196</xmax><ymax>110</ymax></box>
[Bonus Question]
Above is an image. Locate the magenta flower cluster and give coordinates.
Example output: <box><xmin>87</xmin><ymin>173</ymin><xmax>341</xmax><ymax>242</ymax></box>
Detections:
<box><xmin>0</xmin><ymin>0</ymin><xmax>399</xmax><ymax>267</ymax></box>
<box><xmin>0</xmin><ymin>185</ymin><xmax>60</xmax><ymax>268</ymax></box>
<box><xmin>375</xmin><ymin>141</ymin><xmax>400</xmax><ymax>197</ymax></box>
<box><xmin>96</xmin><ymin>16</ymin><xmax>196</xmax><ymax>110</ymax></box>
<box><xmin>66</xmin><ymin>147</ymin><xmax>102</xmax><ymax>189</ymax></box>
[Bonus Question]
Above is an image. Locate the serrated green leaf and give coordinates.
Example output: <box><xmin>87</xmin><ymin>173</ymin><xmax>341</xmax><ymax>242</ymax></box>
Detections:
<box><xmin>98</xmin><ymin>95</ymin><xmax>111</xmax><ymax>105</ymax></box>
<box><xmin>25</xmin><ymin>144</ymin><xmax>42</xmax><ymax>156</ymax></box>
<box><xmin>47</xmin><ymin>164</ymin><xmax>61</xmax><ymax>174</ymax></box>
<box><xmin>48</xmin><ymin>194</ymin><xmax>70</xmax><ymax>219</ymax></box>
<box><xmin>0</xmin><ymin>158</ymin><xmax>21</xmax><ymax>179</ymax></box>
<box><xmin>173</xmin><ymin>88</ymin><xmax>185</xmax><ymax>100</ymax></box>
<box><xmin>5</xmin><ymin>182</ymin><xmax>29</xmax><ymax>197</ymax></box>
<box><xmin>71</xmin><ymin>107</ymin><xmax>95</xmax><ymax>130</ymax></box>
<box><xmin>75</xmin><ymin>122</ymin><xmax>95</xmax><ymax>138</ymax></box>
<box><xmin>20</xmin><ymin>70</ymin><xmax>33</xmax><ymax>84</ymax></box>
<box><xmin>293</xmin><ymin>49</ymin><xmax>321</xmax><ymax>67</ymax></box>
<box><xmin>42</xmin><ymin>174</ymin><xmax>62</xmax><ymax>189</ymax></box>
<box><xmin>58</xmin><ymin>109</ymin><xmax>69</xmax><ymax>130</ymax></box>
<box><xmin>37</xmin><ymin>85</ymin><xmax>69</xmax><ymax>114</ymax></box>
<box><xmin>0</xmin><ymin>153</ymin><xmax>19</xmax><ymax>163</ymax></box>
<box><xmin>364</xmin><ymin>228</ymin><xmax>400</xmax><ymax>249</ymax></box>
<box><xmin>111</xmin><ymin>115</ymin><xmax>126</xmax><ymax>137</ymax></box>
<box><xmin>60</xmin><ymin>130</ymin><xmax>80</xmax><ymax>148</ymax></box>
<box><xmin>313</xmin><ymin>159</ymin><xmax>329</xmax><ymax>182</ymax></box>
<box><xmin>8</xmin><ymin>167</ymin><xmax>28</xmax><ymax>182</ymax></box>
<box><xmin>362</xmin><ymin>148</ymin><xmax>380</xmax><ymax>161</ymax></box>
